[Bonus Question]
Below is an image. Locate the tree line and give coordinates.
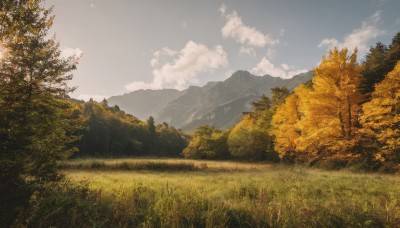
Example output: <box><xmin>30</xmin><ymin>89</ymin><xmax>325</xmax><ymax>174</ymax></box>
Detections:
<box><xmin>3</xmin><ymin>0</ymin><xmax>398</xmax><ymax>226</ymax></box>
<box><xmin>70</xmin><ymin>99</ymin><xmax>188</xmax><ymax>158</ymax></box>
<box><xmin>184</xmin><ymin>33</ymin><xmax>400</xmax><ymax>172</ymax></box>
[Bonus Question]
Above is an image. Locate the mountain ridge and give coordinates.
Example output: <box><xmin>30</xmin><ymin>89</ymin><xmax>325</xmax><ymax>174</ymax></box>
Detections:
<box><xmin>108</xmin><ymin>70</ymin><xmax>313</xmax><ymax>131</ymax></box>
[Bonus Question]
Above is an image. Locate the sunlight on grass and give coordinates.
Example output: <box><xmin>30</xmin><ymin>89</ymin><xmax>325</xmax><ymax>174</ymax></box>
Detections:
<box><xmin>61</xmin><ymin>158</ymin><xmax>400</xmax><ymax>227</ymax></box>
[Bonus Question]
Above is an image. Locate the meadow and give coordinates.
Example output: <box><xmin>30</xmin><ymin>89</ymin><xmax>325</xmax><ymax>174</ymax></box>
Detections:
<box><xmin>29</xmin><ymin>158</ymin><xmax>398</xmax><ymax>227</ymax></box>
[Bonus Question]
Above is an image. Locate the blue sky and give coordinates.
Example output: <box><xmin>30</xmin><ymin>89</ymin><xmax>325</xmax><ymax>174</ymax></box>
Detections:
<box><xmin>47</xmin><ymin>0</ymin><xmax>400</xmax><ymax>101</ymax></box>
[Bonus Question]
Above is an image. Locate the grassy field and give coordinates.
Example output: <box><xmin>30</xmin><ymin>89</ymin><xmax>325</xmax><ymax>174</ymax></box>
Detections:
<box><xmin>43</xmin><ymin>158</ymin><xmax>400</xmax><ymax>227</ymax></box>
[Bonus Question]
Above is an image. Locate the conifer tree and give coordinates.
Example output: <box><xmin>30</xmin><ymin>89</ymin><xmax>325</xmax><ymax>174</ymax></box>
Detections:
<box><xmin>361</xmin><ymin>33</ymin><xmax>400</xmax><ymax>100</ymax></box>
<box><xmin>0</xmin><ymin>0</ymin><xmax>80</xmax><ymax>222</ymax></box>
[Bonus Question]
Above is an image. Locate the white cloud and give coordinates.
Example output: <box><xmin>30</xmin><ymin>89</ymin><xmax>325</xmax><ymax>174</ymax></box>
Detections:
<box><xmin>127</xmin><ymin>41</ymin><xmax>228</xmax><ymax>91</ymax></box>
<box><xmin>318</xmin><ymin>38</ymin><xmax>339</xmax><ymax>48</ymax></box>
<box><xmin>220</xmin><ymin>8</ymin><xmax>278</xmax><ymax>47</ymax></box>
<box><xmin>239</xmin><ymin>46</ymin><xmax>256</xmax><ymax>56</ymax></box>
<box><xmin>61</xmin><ymin>47</ymin><xmax>83</xmax><ymax>59</ymax></box>
<box><xmin>150</xmin><ymin>47</ymin><xmax>177</xmax><ymax>67</ymax></box>
<box><xmin>218</xmin><ymin>3</ymin><xmax>227</xmax><ymax>15</ymax></box>
<box><xmin>124</xmin><ymin>81</ymin><xmax>159</xmax><ymax>91</ymax></box>
<box><xmin>90</xmin><ymin>3</ymin><xmax>96</xmax><ymax>8</ymax></box>
<box><xmin>280</xmin><ymin>63</ymin><xmax>289</xmax><ymax>71</ymax></box>
<box><xmin>318</xmin><ymin>11</ymin><xmax>385</xmax><ymax>52</ymax></box>
<box><xmin>150</xmin><ymin>58</ymin><xmax>159</xmax><ymax>67</ymax></box>
<box><xmin>250</xmin><ymin>57</ymin><xmax>308</xmax><ymax>79</ymax></box>
<box><xmin>77</xmin><ymin>94</ymin><xmax>109</xmax><ymax>102</ymax></box>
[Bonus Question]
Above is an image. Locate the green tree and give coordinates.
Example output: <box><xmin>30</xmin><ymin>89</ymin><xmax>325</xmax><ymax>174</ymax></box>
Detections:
<box><xmin>183</xmin><ymin>125</ymin><xmax>229</xmax><ymax>159</ymax></box>
<box><xmin>0</xmin><ymin>0</ymin><xmax>80</xmax><ymax>224</ymax></box>
<box><xmin>360</xmin><ymin>42</ymin><xmax>388</xmax><ymax>98</ymax></box>
<box><xmin>361</xmin><ymin>33</ymin><xmax>400</xmax><ymax>100</ymax></box>
<box><xmin>228</xmin><ymin>116</ymin><xmax>276</xmax><ymax>161</ymax></box>
<box><xmin>147</xmin><ymin>116</ymin><xmax>157</xmax><ymax>154</ymax></box>
<box><xmin>251</xmin><ymin>94</ymin><xmax>271</xmax><ymax>118</ymax></box>
<box><xmin>271</xmin><ymin>86</ymin><xmax>290</xmax><ymax>108</ymax></box>
<box><xmin>156</xmin><ymin>123</ymin><xmax>188</xmax><ymax>157</ymax></box>
<box><xmin>384</xmin><ymin>33</ymin><xmax>400</xmax><ymax>73</ymax></box>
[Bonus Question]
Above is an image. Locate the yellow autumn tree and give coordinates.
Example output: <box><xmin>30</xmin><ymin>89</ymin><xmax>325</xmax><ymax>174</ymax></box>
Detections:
<box><xmin>271</xmin><ymin>85</ymin><xmax>311</xmax><ymax>161</ymax></box>
<box><xmin>296</xmin><ymin>48</ymin><xmax>364</xmax><ymax>162</ymax></box>
<box><xmin>360</xmin><ymin>61</ymin><xmax>400</xmax><ymax>163</ymax></box>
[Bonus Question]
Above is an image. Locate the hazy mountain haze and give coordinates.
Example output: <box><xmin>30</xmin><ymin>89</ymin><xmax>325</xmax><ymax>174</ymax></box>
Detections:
<box><xmin>108</xmin><ymin>70</ymin><xmax>313</xmax><ymax>130</ymax></box>
<box><xmin>47</xmin><ymin>0</ymin><xmax>400</xmax><ymax>101</ymax></box>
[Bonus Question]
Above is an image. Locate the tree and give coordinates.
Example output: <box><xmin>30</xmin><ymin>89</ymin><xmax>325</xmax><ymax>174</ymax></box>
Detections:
<box><xmin>360</xmin><ymin>62</ymin><xmax>400</xmax><ymax>164</ymax></box>
<box><xmin>183</xmin><ymin>125</ymin><xmax>229</xmax><ymax>159</ymax></box>
<box><xmin>272</xmin><ymin>93</ymin><xmax>300</xmax><ymax>161</ymax></box>
<box><xmin>384</xmin><ymin>33</ymin><xmax>400</xmax><ymax>74</ymax></box>
<box><xmin>156</xmin><ymin>123</ymin><xmax>188</xmax><ymax>157</ymax></box>
<box><xmin>77</xmin><ymin>100</ymin><xmax>149</xmax><ymax>157</ymax></box>
<box><xmin>250</xmin><ymin>94</ymin><xmax>272</xmax><ymax>118</ymax></box>
<box><xmin>295</xmin><ymin>48</ymin><xmax>364</xmax><ymax>163</ymax></box>
<box><xmin>228</xmin><ymin>116</ymin><xmax>276</xmax><ymax>161</ymax></box>
<box><xmin>0</xmin><ymin>0</ymin><xmax>80</xmax><ymax>224</ymax></box>
<box><xmin>361</xmin><ymin>33</ymin><xmax>400</xmax><ymax>100</ymax></box>
<box><xmin>360</xmin><ymin>42</ymin><xmax>388</xmax><ymax>98</ymax></box>
<box><xmin>147</xmin><ymin>116</ymin><xmax>157</xmax><ymax>154</ymax></box>
<box><xmin>271</xmin><ymin>84</ymin><xmax>313</xmax><ymax>162</ymax></box>
<box><xmin>271</xmin><ymin>86</ymin><xmax>290</xmax><ymax>108</ymax></box>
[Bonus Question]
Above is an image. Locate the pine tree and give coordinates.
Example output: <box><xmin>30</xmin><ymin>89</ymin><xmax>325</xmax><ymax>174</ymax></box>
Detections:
<box><xmin>384</xmin><ymin>32</ymin><xmax>400</xmax><ymax>74</ymax></box>
<box><xmin>361</xmin><ymin>33</ymin><xmax>400</xmax><ymax>100</ymax></box>
<box><xmin>271</xmin><ymin>86</ymin><xmax>290</xmax><ymax>108</ymax></box>
<box><xmin>0</xmin><ymin>0</ymin><xmax>80</xmax><ymax>223</ymax></box>
<box><xmin>360</xmin><ymin>42</ymin><xmax>388</xmax><ymax>98</ymax></box>
<box><xmin>147</xmin><ymin>116</ymin><xmax>157</xmax><ymax>154</ymax></box>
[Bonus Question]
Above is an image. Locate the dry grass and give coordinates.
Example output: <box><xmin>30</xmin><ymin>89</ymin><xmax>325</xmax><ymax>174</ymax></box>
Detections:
<box><xmin>45</xmin><ymin>158</ymin><xmax>400</xmax><ymax>227</ymax></box>
<box><xmin>62</xmin><ymin>158</ymin><xmax>275</xmax><ymax>172</ymax></box>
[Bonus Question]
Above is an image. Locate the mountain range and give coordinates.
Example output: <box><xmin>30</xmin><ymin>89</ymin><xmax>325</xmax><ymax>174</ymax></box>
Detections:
<box><xmin>108</xmin><ymin>70</ymin><xmax>313</xmax><ymax>131</ymax></box>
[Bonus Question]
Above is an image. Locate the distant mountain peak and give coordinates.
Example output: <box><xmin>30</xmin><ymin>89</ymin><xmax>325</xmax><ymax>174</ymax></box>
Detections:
<box><xmin>108</xmin><ymin>70</ymin><xmax>313</xmax><ymax>131</ymax></box>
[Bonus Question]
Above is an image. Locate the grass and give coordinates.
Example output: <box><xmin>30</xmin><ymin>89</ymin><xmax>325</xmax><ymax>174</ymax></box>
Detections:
<box><xmin>25</xmin><ymin>158</ymin><xmax>400</xmax><ymax>227</ymax></box>
<box><xmin>62</xmin><ymin>158</ymin><xmax>273</xmax><ymax>172</ymax></box>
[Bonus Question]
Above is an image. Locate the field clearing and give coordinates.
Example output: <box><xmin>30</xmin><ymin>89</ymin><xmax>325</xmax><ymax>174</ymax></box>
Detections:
<box><xmin>62</xmin><ymin>158</ymin><xmax>275</xmax><ymax>172</ymax></box>
<box><xmin>59</xmin><ymin>158</ymin><xmax>400</xmax><ymax>227</ymax></box>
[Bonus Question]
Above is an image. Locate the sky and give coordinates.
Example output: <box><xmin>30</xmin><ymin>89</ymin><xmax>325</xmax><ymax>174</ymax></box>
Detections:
<box><xmin>47</xmin><ymin>0</ymin><xmax>400</xmax><ymax>101</ymax></box>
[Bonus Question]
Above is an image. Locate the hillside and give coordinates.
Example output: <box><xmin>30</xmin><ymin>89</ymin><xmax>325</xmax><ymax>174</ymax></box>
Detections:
<box><xmin>108</xmin><ymin>89</ymin><xmax>183</xmax><ymax>120</ymax></box>
<box><xmin>108</xmin><ymin>70</ymin><xmax>313</xmax><ymax>130</ymax></box>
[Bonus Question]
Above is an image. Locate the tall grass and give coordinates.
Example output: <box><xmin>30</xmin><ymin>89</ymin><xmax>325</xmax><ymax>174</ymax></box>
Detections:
<box><xmin>16</xmin><ymin>159</ymin><xmax>400</xmax><ymax>227</ymax></box>
<box><xmin>62</xmin><ymin>158</ymin><xmax>274</xmax><ymax>172</ymax></box>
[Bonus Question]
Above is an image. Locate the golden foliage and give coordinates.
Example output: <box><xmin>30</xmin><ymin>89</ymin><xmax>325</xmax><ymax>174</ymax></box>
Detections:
<box><xmin>296</xmin><ymin>49</ymin><xmax>364</xmax><ymax>157</ymax></box>
<box><xmin>360</xmin><ymin>61</ymin><xmax>400</xmax><ymax>162</ymax></box>
<box><xmin>272</xmin><ymin>92</ymin><xmax>300</xmax><ymax>158</ymax></box>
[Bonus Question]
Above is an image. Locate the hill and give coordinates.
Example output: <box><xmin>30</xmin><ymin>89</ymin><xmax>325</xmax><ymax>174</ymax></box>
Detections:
<box><xmin>108</xmin><ymin>70</ymin><xmax>313</xmax><ymax>131</ymax></box>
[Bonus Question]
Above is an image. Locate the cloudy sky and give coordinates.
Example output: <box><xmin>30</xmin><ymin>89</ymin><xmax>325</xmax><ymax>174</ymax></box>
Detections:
<box><xmin>47</xmin><ymin>0</ymin><xmax>400</xmax><ymax>101</ymax></box>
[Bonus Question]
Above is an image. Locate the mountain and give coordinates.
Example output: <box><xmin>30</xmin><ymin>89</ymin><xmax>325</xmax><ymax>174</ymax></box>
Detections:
<box><xmin>108</xmin><ymin>70</ymin><xmax>313</xmax><ymax>131</ymax></box>
<box><xmin>107</xmin><ymin>89</ymin><xmax>183</xmax><ymax>120</ymax></box>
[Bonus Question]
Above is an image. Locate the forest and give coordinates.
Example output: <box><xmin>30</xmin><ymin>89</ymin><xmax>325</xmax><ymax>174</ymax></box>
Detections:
<box><xmin>184</xmin><ymin>40</ymin><xmax>400</xmax><ymax>172</ymax></box>
<box><xmin>0</xmin><ymin>0</ymin><xmax>399</xmax><ymax>227</ymax></box>
<box><xmin>64</xmin><ymin>35</ymin><xmax>400</xmax><ymax>173</ymax></box>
